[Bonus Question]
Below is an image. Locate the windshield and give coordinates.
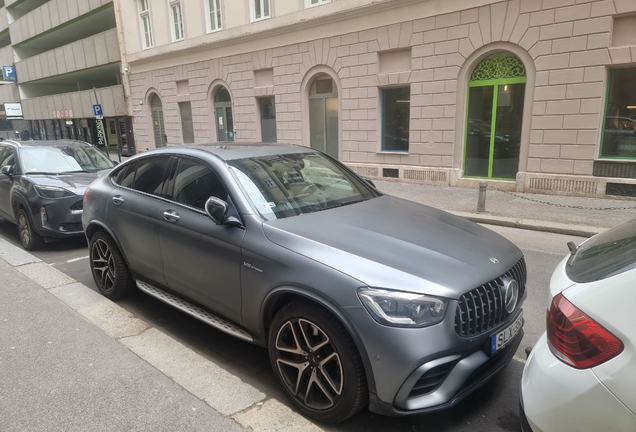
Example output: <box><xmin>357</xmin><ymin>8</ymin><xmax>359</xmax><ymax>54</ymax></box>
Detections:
<box><xmin>228</xmin><ymin>152</ymin><xmax>379</xmax><ymax>220</ymax></box>
<box><xmin>20</xmin><ymin>146</ymin><xmax>114</xmax><ymax>174</ymax></box>
<box><xmin>566</xmin><ymin>218</ymin><xmax>636</xmax><ymax>283</ymax></box>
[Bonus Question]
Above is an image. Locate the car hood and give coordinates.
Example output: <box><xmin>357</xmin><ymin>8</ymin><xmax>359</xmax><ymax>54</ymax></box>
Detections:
<box><xmin>25</xmin><ymin>170</ymin><xmax>110</xmax><ymax>195</ymax></box>
<box><xmin>263</xmin><ymin>195</ymin><xmax>523</xmax><ymax>299</ymax></box>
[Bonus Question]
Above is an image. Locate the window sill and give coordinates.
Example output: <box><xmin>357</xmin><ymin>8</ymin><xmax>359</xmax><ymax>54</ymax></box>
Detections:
<box><xmin>207</xmin><ymin>27</ymin><xmax>223</xmax><ymax>34</ymax></box>
<box><xmin>251</xmin><ymin>16</ymin><xmax>271</xmax><ymax>23</ymax></box>
<box><xmin>379</xmin><ymin>150</ymin><xmax>409</xmax><ymax>154</ymax></box>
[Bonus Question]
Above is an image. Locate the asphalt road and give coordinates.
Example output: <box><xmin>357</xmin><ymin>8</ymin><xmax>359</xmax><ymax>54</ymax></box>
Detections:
<box><xmin>0</xmin><ymin>218</ymin><xmax>585</xmax><ymax>432</ymax></box>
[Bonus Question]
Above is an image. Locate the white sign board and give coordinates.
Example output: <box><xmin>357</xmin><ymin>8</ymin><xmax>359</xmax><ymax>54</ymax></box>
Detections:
<box><xmin>5</xmin><ymin>103</ymin><xmax>23</xmax><ymax>118</ymax></box>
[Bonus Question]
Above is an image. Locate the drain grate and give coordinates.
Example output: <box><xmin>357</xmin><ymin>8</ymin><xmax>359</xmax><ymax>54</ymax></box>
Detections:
<box><xmin>383</xmin><ymin>168</ymin><xmax>399</xmax><ymax>178</ymax></box>
<box><xmin>606</xmin><ymin>183</ymin><xmax>636</xmax><ymax>198</ymax></box>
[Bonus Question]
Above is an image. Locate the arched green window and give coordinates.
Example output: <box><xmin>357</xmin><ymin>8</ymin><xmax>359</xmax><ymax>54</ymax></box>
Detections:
<box><xmin>464</xmin><ymin>53</ymin><xmax>527</xmax><ymax>180</ymax></box>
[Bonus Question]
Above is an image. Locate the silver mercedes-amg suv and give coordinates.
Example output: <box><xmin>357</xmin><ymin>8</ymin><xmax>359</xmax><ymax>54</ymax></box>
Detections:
<box><xmin>82</xmin><ymin>143</ymin><xmax>526</xmax><ymax>423</ymax></box>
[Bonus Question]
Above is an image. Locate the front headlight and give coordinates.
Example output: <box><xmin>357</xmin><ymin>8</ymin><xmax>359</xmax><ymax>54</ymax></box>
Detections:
<box><xmin>357</xmin><ymin>287</ymin><xmax>448</xmax><ymax>328</ymax></box>
<box><xmin>34</xmin><ymin>185</ymin><xmax>76</xmax><ymax>199</ymax></box>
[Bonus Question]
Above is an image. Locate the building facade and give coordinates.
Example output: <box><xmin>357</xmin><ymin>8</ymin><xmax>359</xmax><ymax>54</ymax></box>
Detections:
<box><xmin>110</xmin><ymin>1</ymin><xmax>636</xmax><ymax>196</ymax></box>
<box><xmin>0</xmin><ymin>0</ymin><xmax>134</xmax><ymax>155</ymax></box>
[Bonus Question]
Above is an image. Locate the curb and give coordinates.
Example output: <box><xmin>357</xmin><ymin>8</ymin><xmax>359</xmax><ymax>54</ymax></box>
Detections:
<box><xmin>450</xmin><ymin>211</ymin><xmax>605</xmax><ymax>238</ymax></box>
<box><xmin>0</xmin><ymin>237</ymin><xmax>323</xmax><ymax>432</ymax></box>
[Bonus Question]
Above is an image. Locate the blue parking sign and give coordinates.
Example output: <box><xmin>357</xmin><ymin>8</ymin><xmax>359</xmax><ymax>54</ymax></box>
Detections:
<box><xmin>93</xmin><ymin>104</ymin><xmax>103</xmax><ymax>116</ymax></box>
<box><xmin>3</xmin><ymin>66</ymin><xmax>16</xmax><ymax>81</ymax></box>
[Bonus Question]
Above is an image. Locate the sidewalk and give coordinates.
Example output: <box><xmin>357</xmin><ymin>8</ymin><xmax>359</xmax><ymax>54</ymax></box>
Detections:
<box><xmin>375</xmin><ymin>180</ymin><xmax>636</xmax><ymax>237</ymax></box>
<box><xmin>0</xmin><ymin>240</ymin><xmax>322</xmax><ymax>432</ymax></box>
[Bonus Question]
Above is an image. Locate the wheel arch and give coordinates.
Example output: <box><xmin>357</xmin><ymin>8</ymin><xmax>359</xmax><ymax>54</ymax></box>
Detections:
<box><xmin>85</xmin><ymin>220</ymin><xmax>132</xmax><ymax>270</ymax></box>
<box><xmin>261</xmin><ymin>287</ymin><xmax>377</xmax><ymax>395</ymax></box>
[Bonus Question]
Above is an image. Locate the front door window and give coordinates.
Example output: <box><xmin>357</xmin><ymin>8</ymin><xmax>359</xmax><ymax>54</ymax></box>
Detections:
<box><xmin>151</xmin><ymin>94</ymin><xmax>167</xmax><ymax>148</ymax></box>
<box><xmin>309</xmin><ymin>77</ymin><xmax>339</xmax><ymax>159</ymax></box>
<box><xmin>214</xmin><ymin>87</ymin><xmax>234</xmax><ymax>142</ymax></box>
<box><xmin>464</xmin><ymin>54</ymin><xmax>526</xmax><ymax>180</ymax></box>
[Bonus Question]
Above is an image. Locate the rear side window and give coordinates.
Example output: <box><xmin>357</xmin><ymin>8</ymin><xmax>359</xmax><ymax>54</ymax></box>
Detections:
<box><xmin>132</xmin><ymin>157</ymin><xmax>171</xmax><ymax>198</ymax></box>
<box><xmin>171</xmin><ymin>158</ymin><xmax>228</xmax><ymax>210</ymax></box>
<box><xmin>567</xmin><ymin>219</ymin><xmax>636</xmax><ymax>283</ymax></box>
<box><xmin>112</xmin><ymin>161</ymin><xmax>138</xmax><ymax>188</ymax></box>
<box><xmin>1</xmin><ymin>148</ymin><xmax>15</xmax><ymax>169</ymax></box>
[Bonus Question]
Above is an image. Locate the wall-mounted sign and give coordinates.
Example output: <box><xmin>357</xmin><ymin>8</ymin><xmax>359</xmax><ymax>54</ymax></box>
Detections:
<box><xmin>2</xmin><ymin>66</ymin><xmax>16</xmax><ymax>81</ymax></box>
<box><xmin>5</xmin><ymin>103</ymin><xmax>23</xmax><ymax>119</ymax></box>
<box><xmin>52</xmin><ymin>108</ymin><xmax>74</xmax><ymax>119</ymax></box>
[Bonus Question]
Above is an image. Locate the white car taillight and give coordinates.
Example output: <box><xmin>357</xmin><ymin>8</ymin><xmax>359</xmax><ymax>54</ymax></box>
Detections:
<box><xmin>547</xmin><ymin>293</ymin><xmax>623</xmax><ymax>369</ymax></box>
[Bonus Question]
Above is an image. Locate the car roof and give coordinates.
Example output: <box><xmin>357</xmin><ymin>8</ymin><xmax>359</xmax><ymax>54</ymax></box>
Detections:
<box><xmin>160</xmin><ymin>143</ymin><xmax>316</xmax><ymax>161</ymax></box>
<box><xmin>0</xmin><ymin>139</ymin><xmax>96</xmax><ymax>149</ymax></box>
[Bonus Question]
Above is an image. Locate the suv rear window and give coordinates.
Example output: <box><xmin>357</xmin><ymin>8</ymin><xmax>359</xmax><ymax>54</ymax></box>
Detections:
<box><xmin>566</xmin><ymin>219</ymin><xmax>636</xmax><ymax>283</ymax></box>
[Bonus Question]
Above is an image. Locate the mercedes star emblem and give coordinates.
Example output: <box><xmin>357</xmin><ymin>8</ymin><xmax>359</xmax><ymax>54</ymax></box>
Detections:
<box><xmin>500</xmin><ymin>277</ymin><xmax>519</xmax><ymax>314</ymax></box>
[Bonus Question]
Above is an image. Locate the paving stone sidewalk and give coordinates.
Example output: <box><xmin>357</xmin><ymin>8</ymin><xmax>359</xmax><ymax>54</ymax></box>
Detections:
<box><xmin>376</xmin><ymin>180</ymin><xmax>636</xmax><ymax>233</ymax></box>
<box><xmin>0</xmin><ymin>239</ymin><xmax>323</xmax><ymax>432</ymax></box>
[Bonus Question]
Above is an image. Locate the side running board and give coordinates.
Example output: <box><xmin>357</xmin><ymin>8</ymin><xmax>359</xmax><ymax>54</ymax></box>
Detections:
<box><xmin>136</xmin><ymin>280</ymin><xmax>253</xmax><ymax>343</ymax></box>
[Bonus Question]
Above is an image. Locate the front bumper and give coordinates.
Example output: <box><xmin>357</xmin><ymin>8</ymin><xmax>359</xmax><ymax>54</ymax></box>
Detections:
<box><xmin>349</xmin><ymin>300</ymin><xmax>525</xmax><ymax>417</ymax></box>
<box><xmin>520</xmin><ymin>333</ymin><xmax>636</xmax><ymax>432</ymax></box>
<box><xmin>27</xmin><ymin>196</ymin><xmax>85</xmax><ymax>238</ymax></box>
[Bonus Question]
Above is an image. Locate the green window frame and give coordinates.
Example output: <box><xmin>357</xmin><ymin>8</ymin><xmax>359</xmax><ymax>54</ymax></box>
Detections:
<box><xmin>463</xmin><ymin>53</ymin><xmax>527</xmax><ymax>181</ymax></box>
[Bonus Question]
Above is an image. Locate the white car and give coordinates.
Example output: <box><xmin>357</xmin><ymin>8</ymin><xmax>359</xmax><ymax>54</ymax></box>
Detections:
<box><xmin>520</xmin><ymin>220</ymin><xmax>636</xmax><ymax>432</ymax></box>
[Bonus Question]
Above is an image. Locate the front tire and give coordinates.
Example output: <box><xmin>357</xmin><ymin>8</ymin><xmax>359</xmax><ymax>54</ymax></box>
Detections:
<box><xmin>17</xmin><ymin>207</ymin><xmax>44</xmax><ymax>251</ymax></box>
<box><xmin>89</xmin><ymin>231</ymin><xmax>135</xmax><ymax>299</ymax></box>
<box><xmin>268</xmin><ymin>300</ymin><xmax>367</xmax><ymax>423</ymax></box>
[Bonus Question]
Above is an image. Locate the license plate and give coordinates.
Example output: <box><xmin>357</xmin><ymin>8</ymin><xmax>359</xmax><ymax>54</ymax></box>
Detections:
<box><xmin>491</xmin><ymin>312</ymin><xmax>524</xmax><ymax>354</ymax></box>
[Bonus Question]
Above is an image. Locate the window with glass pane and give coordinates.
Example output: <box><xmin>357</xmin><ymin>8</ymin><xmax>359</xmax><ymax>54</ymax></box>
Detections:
<box><xmin>172</xmin><ymin>159</ymin><xmax>228</xmax><ymax>209</ymax></box>
<box><xmin>139</xmin><ymin>0</ymin><xmax>153</xmax><ymax>49</ymax></box>
<box><xmin>252</xmin><ymin>0</ymin><xmax>270</xmax><ymax>21</ymax></box>
<box><xmin>601</xmin><ymin>67</ymin><xmax>636</xmax><ymax>159</ymax></box>
<box><xmin>132</xmin><ymin>157</ymin><xmax>171</xmax><ymax>197</ymax></box>
<box><xmin>308</xmin><ymin>0</ymin><xmax>329</xmax><ymax>6</ymax></box>
<box><xmin>208</xmin><ymin>0</ymin><xmax>222</xmax><ymax>31</ymax></box>
<box><xmin>169</xmin><ymin>0</ymin><xmax>184</xmax><ymax>41</ymax></box>
<box><xmin>382</xmin><ymin>87</ymin><xmax>410</xmax><ymax>152</ymax></box>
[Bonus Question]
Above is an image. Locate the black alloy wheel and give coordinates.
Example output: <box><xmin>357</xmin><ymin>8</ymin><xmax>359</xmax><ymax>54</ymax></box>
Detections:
<box><xmin>17</xmin><ymin>207</ymin><xmax>44</xmax><ymax>251</ymax></box>
<box><xmin>269</xmin><ymin>300</ymin><xmax>367</xmax><ymax>423</ymax></box>
<box><xmin>89</xmin><ymin>231</ymin><xmax>135</xmax><ymax>299</ymax></box>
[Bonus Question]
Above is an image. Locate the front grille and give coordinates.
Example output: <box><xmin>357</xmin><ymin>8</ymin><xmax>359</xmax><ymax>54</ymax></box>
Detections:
<box><xmin>409</xmin><ymin>361</ymin><xmax>458</xmax><ymax>399</ymax></box>
<box><xmin>70</xmin><ymin>200</ymin><xmax>83</xmax><ymax>211</ymax></box>
<box><xmin>59</xmin><ymin>223</ymin><xmax>83</xmax><ymax>232</ymax></box>
<box><xmin>455</xmin><ymin>258</ymin><xmax>527</xmax><ymax>337</ymax></box>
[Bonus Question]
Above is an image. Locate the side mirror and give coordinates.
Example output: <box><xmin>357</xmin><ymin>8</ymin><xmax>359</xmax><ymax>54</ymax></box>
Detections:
<box><xmin>1</xmin><ymin>165</ymin><xmax>14</xmax><ymax>177</ymax></box>
<box><xmin>205</xmin><ymin>196</ymin><xmax>229</xmax><ymax>225</ymax></box>
<box><xmin>362</xmin><ymin>176</ymin><xmax>376</xmax><ymax>188</ymax></box>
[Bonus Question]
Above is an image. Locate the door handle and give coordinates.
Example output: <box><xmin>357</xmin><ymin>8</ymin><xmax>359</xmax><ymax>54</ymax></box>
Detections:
<box><xmin>163</xmin><ymin>210</ymin><xmax>180</xmax><ymax>222</ymax></box>
<box><xmin>112</xmin><ymin>196</ymin><xmax>124</xmax><ymax>205</ymax></box>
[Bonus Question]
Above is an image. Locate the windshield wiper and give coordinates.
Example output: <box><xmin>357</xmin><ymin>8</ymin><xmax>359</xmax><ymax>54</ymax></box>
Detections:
<box><xmin>318</xmin><ymin>199</ymin><xmax>365</xmax><ymax>212</ymax></box>
<box><xmin>26</xmin><ymin>172</ymin><xmax>61</xmax><ymax>175</ymax></box>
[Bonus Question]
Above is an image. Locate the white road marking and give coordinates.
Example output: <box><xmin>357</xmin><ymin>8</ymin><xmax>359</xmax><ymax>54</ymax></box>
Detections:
<box><xmin>66</xmin><ymin>256</ymin><xmax>89</xmax><ymax>263</ymax></box>
<box><xmin>513</xmin><ymin>355</ymin><xmax>527</xmax><ymax>364</ymax></box>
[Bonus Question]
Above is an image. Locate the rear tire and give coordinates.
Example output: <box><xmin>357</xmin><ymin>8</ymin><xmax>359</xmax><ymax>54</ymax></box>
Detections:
<box><xmin>268</xmin><ymin>299</ymin><xmax>368</xmax><ymax>424</ymax></box>
<box><xmin>17</xmin><ymin>207</ymin><xmax>44</xmax><ymax>251</ymax></box>
<box><xmin>89</xmin><ymin>231</ymin><xmax>135</xmax><ymax>299</ymax></box>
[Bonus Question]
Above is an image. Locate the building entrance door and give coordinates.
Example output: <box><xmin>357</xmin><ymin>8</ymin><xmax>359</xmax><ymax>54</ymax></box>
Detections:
<box><xmin>151</xmin><ymin>94</ymin><xmax>167</xmax><ymax>148</ymax></box>
<box><xmin>464</xmin><ymin>54</ymin><xmax>526</xmax><ymax>180</ymax></box>
<box><xmin>309</xmin><ymin>77</ymin><xmax>338</xmax><ymax>159</ymax></box>
<box><xmin>214</xmin><ymin>87</ymin><xmax>234</xmax><ymax>142</ymax></box>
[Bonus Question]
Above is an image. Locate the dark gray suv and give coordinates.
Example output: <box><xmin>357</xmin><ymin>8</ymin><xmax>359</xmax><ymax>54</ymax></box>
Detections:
<box><xmin>82</xmin><ymin>144</ymin><xmax>526</xmax><ymax>423</ymax></box>
<box><xmin>0</xmin><ymin>140</ymin><xmax>114</xmax><ymax>250</ymax></box>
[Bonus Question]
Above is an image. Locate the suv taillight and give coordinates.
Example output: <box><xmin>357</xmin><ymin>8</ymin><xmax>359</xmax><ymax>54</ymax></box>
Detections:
<box><xmin>83</xmin><ymin>189</ymin><xmax>90</xmax><ymax>203</ymax></box>
<box><xmin>547</xmin><ymin>293</ymin><xmax>623</xmax><ymax>369</ymax></box>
